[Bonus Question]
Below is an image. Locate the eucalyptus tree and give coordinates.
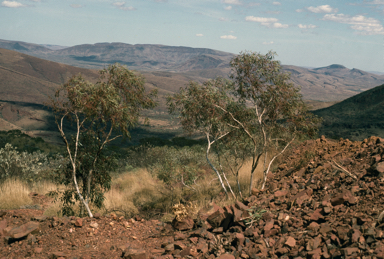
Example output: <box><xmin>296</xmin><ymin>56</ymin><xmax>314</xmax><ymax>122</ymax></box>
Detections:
<box><xmin>167</xmin><ymin>78</ymin><xmax>237</xmax><ymax>198</ymax></box>
<box><xmin>49</xmin><ymin>64</ymin><xmax>157</xmax><ymax>217</ymax></box>
<box><xmin>220</xmin><ymin>51</ymin><xmax>320</xmax><ymax>192</ymax></box>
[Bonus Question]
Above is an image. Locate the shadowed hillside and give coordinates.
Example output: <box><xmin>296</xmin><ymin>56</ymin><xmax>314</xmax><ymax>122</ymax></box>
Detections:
<box><xmin>314</xmin><ymin>83</ymin><xmax>384</xmax><ymax>140</ymax></box>
<box><xmin>0</xmin><ymin>48</ymin><xmax>99</xmax><ymax>104</ymax></box>
<box><xmin>0</xmin><ymin>48</ymin><xmax>185</xmax><ymax>143</ymax></box>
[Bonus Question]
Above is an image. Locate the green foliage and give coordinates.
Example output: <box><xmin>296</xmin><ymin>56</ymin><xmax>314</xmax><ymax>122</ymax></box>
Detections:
<box><xmin>167</xmin><ymin>77</ymin><xmax>239</xmax><ymax>197</ymax></box>
<box><xmin>49</xmin><ymin>63</ymin><xmax>157</xmax><ymax>217</ymax></box>
<box><xmin>243</xmin><ymin>206</ymin><xmax>268</xmax><ymax>227</ymax></box>
<box><xmin>167</xmin><ymin>78</ymin><xmax>233</xmax><ymax>136</ymax></box>
<box><xmin>229</xmin><ymin>51</ymin><xmax>320</xmax><ymax>138</ymax></box>
<box><xmin>51</xmin><ymin>134</ymin><xmax>117</xmax><ymax>216</ymax></box>
<box><xmin>0</xmin><ymin>130</ymin><xmax>63</xmax><ymax>154</ymax></box>
<box><xmin>126</xmin><ymin>143</ymin><xmax>208</xmax><ymax>186</ymax></box>
<box><xmin>0</xmin><ymin>143</ymin><xmax>65</xmax><ymax>183</ymax></box>
<box><xmin>167</xmin><ymin>50</ymin><xmax>321</xmax><ymax>195</ymax></box>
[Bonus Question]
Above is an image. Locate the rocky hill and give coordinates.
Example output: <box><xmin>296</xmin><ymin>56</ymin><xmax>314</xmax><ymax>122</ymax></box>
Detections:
<box><xmin>0</xmin><ymin>48</ymin><xmax>100</xmax><ymax>140</ymax></box>
<box><xmin>1</xmin><ymin>136</ymin><xmax>384</xmax><ymax>258</ymax></box>
<box><xmin>0</xmin><ymin>39</ymin><xmax>234</xmax><ymax>72</ymax></box>
<box><xmin>1</xmin><ymin>39</ymin><xmax>384</xmax><ymax>102</ymax></box>
<box><xmin>285</xmin><ymin>64</ymin><xmax>384</xmax><ymax>101</ymax></box>
<box><xmin>314</xmin><ymin>83</ymin><xmax>384</xmax><ymax>140</ymax></box>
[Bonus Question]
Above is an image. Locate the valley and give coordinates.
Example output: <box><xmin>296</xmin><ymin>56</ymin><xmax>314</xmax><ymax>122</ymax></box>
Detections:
<box><xmin>1</xmin><ymin>39</ymin><xmax>384</xmax><ymax>143</ymax></box>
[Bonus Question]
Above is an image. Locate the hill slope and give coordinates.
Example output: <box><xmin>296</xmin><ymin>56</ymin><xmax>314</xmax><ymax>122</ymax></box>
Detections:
<box><xmin>0</xmin><ymin>48</ymin><xmax>99</xmax><ymax>104</ymax></box>
<box><xmin>2</xmin><ymin>43</ymin><xmax>384</xmax><ymax>143</ymax></box>
<box><xmin>1</xmin><ymin>39</ymin><xmax>384</xmax><ymax>102</ymax></box>
<box><xmin>0</xmin><ymin>48</ymin><xmax>190</xmax><ymax>143</ymax></box>
<box><xmin>314</xmin><ymin>83</ymin><xmax>384</xmax><ymax>140</ymax></box>
<box><xmin>285</xmin><ymin>64</ymin><xmax>384</xmax><ymax>101</ymax></box>
<box><xmin>0</xmin><ymin>39</ymin><xmax>234</xmax><ymax>72</ymax></box>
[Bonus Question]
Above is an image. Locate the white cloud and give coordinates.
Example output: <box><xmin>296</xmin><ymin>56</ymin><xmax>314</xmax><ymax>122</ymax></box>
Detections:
<box><xmin>266</xmin><ymin>11</ymin><xmax>280</xmax><ymax>14</ymax></box>
<box><xmin>221</xmin><ymin>0</ymin><xmax>242</xmax><ymax>5</ymax></box>
<box><xmin>112</xmin><ymin>2</ymin><xmax>125</xmax><ymax>7</ymax></box>
<box><xmin>307</xmin><ymin>5</ymin><xmax>338</xmax><ymax>13</ymax></box>
<box><xmin>245</xmin><ymin>16</ymin><xmax>278</xmax><ymax>23</ymax></box>
<box><xmin>263</xmin><ymin>41</ymin><xmax>274</xmax><ymax>45</ymax></box>
<box><xmin>1</xmin><ymin>0</ymin><xmax>25</xmax><ymax>7</ymax></box>
<box><xmin>224</xmin><ymin>5</ymin><xmax>232</xmax><ymax>10</ymax></box>
<box><xmin>220</xmin><ymin>35</ymin><xmax>237</xmax><ymax>39</ymax></box>
<box><xmin>368</xmin><ymin>0</ymin><xmax>384</xmax><ymax>3</ymax></box>
<box><xmin>219</xmin><ymin>17</ymin><xmax>229</xmax><ymax>21</ymax></box>
<box><xmin>296</xmin><ymin>9</ymin><xmax>304</xmax><ymax>13</ymax></box>
<box><xmin>112</xmin><ymin>2</ymin><xmax>136</xmax><ymax>10</ymax></box>
<box><xmin>323</xmin><ymin>13</ymin><xmax>384</xmax><ymax>35</ymax></box>
<box><xmin>196</xmin><ymin>34</ymin><xmax>203</xmax><ymax>37</ymax></box>
<box><xmin>245</xmin><ymin>16</ymin><xmax>288</xmax><ymax>28</ymax></box>
<box><xmin>298</xmin><ymin>24</ymin><xmax>317</xmax><ymax>29</ymax></box>
<box><xmin>70</xmin><ymin>4</ymin><xmax>83</xmax><ymax>8</ymax></box>
<box><xmin>272</xmin><ymin>2</ymin><xmax>281</xmax><ymax>5</ymax></box>
<box><xmin>272</xmin><ymin>22</ymin><xmax>288</xmax><ymax>28</ymax></box>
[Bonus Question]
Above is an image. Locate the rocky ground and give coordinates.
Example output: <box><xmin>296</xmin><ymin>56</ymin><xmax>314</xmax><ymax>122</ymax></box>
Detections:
<box><xmin>1</xmin><ymin>135</ymin><xmax>384</xmax><ymax>259</ymax></box>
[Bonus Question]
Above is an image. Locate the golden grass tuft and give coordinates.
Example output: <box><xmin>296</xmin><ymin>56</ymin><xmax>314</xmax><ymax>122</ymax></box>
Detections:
<box><xmin>104</xmin><ymin>168</ymin><xmax>172</xmax><ymax>217</ymax></box>
<box><xmin>30</xmin><ymin>181</ymin><xmax>59</xmax><ymax>194</ymax></box>
<box><xmin>0</xmin><ymin>152</ymin><xmax>274</xmax><ymax>220</ymax></box>
<box><xmin>0</xmin><ymin>178</ymin><xmax>33</xmax><ymax>209</ymax></box>
<box><xmin>43</xmin><ymin>200</ymin><xmax>63</xmax><ymax>217</ymax></box>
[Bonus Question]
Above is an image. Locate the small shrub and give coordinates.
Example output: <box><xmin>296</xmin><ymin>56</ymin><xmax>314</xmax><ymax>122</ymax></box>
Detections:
<box><xmin>0</xmin><ymin>143</ymin><xmax>66</xmax><ymax>183</ymax></box>
<box><xmin>243</xmin><ymin>206</ymin><xmax>268</xmax><ymax>227</ymax></box>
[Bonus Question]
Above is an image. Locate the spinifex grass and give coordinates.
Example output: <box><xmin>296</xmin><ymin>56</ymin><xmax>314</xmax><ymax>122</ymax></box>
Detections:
<box><xmin>0</xmin><ymin>178</ymin><xmax>33</xmax><ymax>209</ymax></box>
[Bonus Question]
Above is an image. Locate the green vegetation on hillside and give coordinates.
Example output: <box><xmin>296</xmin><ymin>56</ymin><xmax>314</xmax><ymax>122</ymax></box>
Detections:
<box><xmin>0</xmin><ymin>130</ymin><xmax>64</xmax><ymax>154</ymax></box>
<box><xmin>314</xmin><ymin>83</ymin><xmax>384</xmax><ymax>140</ymax></box>
<box><xmin>0</xmin><ymin>51</ymin><xmax>323</xmax><ymax>219</ymax></box>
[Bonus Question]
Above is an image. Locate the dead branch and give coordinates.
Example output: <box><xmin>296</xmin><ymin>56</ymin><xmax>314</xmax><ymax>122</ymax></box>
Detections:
<box><xmin>181</xmin><ymin>175</ymin><xmax>197</xmax><ymax>192</ymax></box>
<box><xmin>331</xmin><ymin>160</ymin><xmax>357</xmax><ymax>180</ymax></box>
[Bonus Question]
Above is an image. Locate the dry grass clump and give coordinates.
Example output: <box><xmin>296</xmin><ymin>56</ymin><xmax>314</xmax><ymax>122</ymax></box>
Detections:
<box><xmin>104</xmin><ymin>168</ymin><xmax>174</xmax><ymax>217</ymax></box>
<box><xmin>43</xmin><ymin>200</ymin><xmax>63</xmax><ymax>217</ymax></box>
<box><xmin>103</xmin><ymin>186</ymin><xmax>139</xmax><ymax>217</ymax></box>
<box><xmin>0</xmin><ymin>178</ymin><xmax>33</xmax><ymax>209</ymax></box>
<box><xmin>0</xmin><ymin>151</ymin><xmax>271</xmax><ymax>220</ymax></box>
<box><xmin>30</xmin><ymin>181</ymin><xmax>59</xmax><ymax>194</ymax></box>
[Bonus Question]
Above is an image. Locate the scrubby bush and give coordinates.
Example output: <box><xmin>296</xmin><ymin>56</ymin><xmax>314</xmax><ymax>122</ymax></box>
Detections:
<box><xmin>0</xmin><ymin>143</ymin><xmax>66</xmax><ymax>183</ymax></box>
<box><xmin>0</xmin><ymin>130</ymin><xmax>63</xmax><ymax>154</ymax></box>
<box><xmin>125</xmin><ymin>143</ymin><xmax>209</xmax><ymax>186</ymax></box>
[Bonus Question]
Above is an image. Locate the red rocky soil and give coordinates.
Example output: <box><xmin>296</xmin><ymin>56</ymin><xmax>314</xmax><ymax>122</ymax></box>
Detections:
<box><xmin>1</xmin><ymin>136</ymin><xmax>384</xmax><ymax>259</ymax></box>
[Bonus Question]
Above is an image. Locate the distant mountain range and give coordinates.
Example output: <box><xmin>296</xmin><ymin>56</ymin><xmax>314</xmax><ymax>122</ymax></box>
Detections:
<box><xmin>1</xmin><ymin>38</ymin><xmax>384</xmax><ymax>141</ymax></box>
<box><xmin>1</xmin><ymin>39</ymin><xmax>384</xmax><ymax>102</ymax></box>
<box><xmin>0</xmin><ymin>39</ymin><xmax>233</xmax><ymax>72</ymax></box>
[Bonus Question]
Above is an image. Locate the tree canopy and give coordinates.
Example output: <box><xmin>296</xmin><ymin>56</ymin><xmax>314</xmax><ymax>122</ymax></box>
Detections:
<box><xmin>168</xmin><ymin>51</ymin><xmax>320</xmax><ymax>197</ymax></box>
<box><xmin>49</xmin><ymin>63</ymin><xmax>157</xmax><ymax>217</ymax></box>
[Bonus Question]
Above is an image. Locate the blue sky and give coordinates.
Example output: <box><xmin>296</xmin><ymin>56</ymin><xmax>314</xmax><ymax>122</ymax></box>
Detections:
<box><xmin>1</xmin><ymin>0</ymin><xmax>383</xmax><ymax>72</ymax></box>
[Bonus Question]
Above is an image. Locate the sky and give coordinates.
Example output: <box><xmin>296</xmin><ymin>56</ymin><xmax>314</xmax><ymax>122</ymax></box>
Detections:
<box><xmin>1</xmin><ymin>0</ymin><xmax>384</xmax><ymax>72</ymax></box>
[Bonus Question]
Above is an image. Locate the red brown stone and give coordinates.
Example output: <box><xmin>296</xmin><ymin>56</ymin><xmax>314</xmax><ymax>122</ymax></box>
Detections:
<box><xmin>285</xmin><ymin>236</ymin><xmax>296</xmax><ymax>248</ymax></box>
<box><xmin>4</xmin><ymin>221</ymin><xmax>40</xmax><ymax>240</ymax></box>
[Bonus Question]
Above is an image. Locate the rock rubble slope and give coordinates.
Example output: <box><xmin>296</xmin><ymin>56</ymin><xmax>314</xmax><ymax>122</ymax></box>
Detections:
<box><xmin>1</xmin><ymin>136</ymin><xmax>384</xmax><ymax>258</ymax></box>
